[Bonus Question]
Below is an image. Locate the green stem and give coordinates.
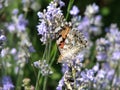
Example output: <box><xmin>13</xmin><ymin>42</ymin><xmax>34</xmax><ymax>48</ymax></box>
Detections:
<box><xmin>43</xmin><ymin>77</ymin><xmax>48</xmax><ymax>90</ymax></box>
<box><xmin>65</xmin><ymin>0</ymin><xmax>74</xmax><ymax>20</ymax></box>
<box><xmin>48</xmin><ymin>39</ymin><xmax>52</xmax><ymax>62</ymax></box>
<box><xmin>50</xmin><ymin>44</ymin><xmax>57</xmax><ymax>66</ymax></box>
<box><xmin>15</xmin><ymin>66</ymin><xmax>24</xmax><ymax>90</ymax></box>
<box><xmin>43</xmin><ymin>40</ymin><xmax>52</xmax><ymax>90</ymax></box>
<box><xmin>35</xmin><ymin>71</ymin><xmax>41</xmax><ymax>90</ymax></box>
<box><xmin>23</xmin><ymin>46</ymin><xmax>37</xmax><ymax>78</ymax></box>
<box><xmin>89</xmin><ymin>43</ymin><xmax>96</xmax><ymax>68</ymax></box>
<box><xmin>35</xmin><ymin>42</ymin><xmax>49</xmax><ymax>89</ymax></box>
<box><xmin>42</xmin><ymin>42</ymin><xmax>49</xmax><ymax>60</ymax></box>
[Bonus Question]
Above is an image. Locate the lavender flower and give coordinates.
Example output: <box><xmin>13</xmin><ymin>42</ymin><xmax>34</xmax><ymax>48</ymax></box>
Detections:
<box><xmin>56</xmin><ymin>2</ymin><xmax>120</xmax><ymax>90</ymax></box>
<box><xmin>106</xmin><ymin>24</ymin><xmax>120</xmax><ymax>43</ymax></box>
<box><xmin>93</xmin><ymin>24</ymin><xmax>120</xmax><ymax>89</ymax></box>
<box><xmin>34</xmin><ymin>60</ymin><xmax>53</xmax><ymax>76</ymax></box>
<box><xmin>1</xmin><ymin>76</ymin><xmax>14</xmax><ymax>90</ymax></box>
<box><xmin>37</xmin><ymin>0</ymin><xmax>65</xmax><ymax>44</ymax></box>
<box><xmin>10</xmin><ymin>48</ymin><xmax>17</xmax><ymax>55</ymax></box>
<box><xmin>56</xmin><ymin>77</ymin><xmax>64</xmax><ymax>90</ymax></box>
<box><xmin>84</xmin><ymin>3</ymin><xmax>99</xmax><ymax>18</ymax></box>
<box><xmin>70</xmin><ymin>5</ymin><xmax>79</xmax><ymax>16</ymax></box>
<box><xmin>28</xmin><ymin>45</ymin><xmax>35</xmax><ymax>53</ymax></box>
<box><xmin>112</xmin><ymin>51</ymin><xmax>120</xmax><ymax>60</ymax></box>
<box><xmin>70</xmin><ymin>4</ymin><xmax>102</xmax><ymax>39</ymax></box>
<box><xmin>96</xmin><ymin>52</ymin><xmax>107</xmax><ymax>61</ymax></box>
<box><xmin>0</xmin><ymin>31</ymin><xmax>6</xmax><ymax>54</ymax></box>
<box><xmin>96</xmin><ymin>24</ymin><xmax>120</xmax><ymax>62</ymax></box>
<box><xmin>2</xmin><ymin>8</ymin><xmax>35</xmax><ymax>79</ymax></box>
<box><xmin>54</xmin><ymin>0</ymin><xmax>65</xmax><ymax>7</ymax></box>
<box><xmin>113</xmin><ymin>76</ymin><xmax>120</xmax><ymax>87</ymax></box>
<box><xmin>92</xmin><ymin>62</ymin><xmax>116</xmax><ymax>89</ymax></box>
<box><xmin>57</xmin><ymin>52</ymin><xmax>95</xmax><ymax>89</ymax></box>
<box><xmin>56</xmin><ymin>3</ymin><xmax>102</xmax><ymax>90</ymax></box>
<box><xmin>1</xmin><ymin>48</ymin><xmax>9</xmax><ymax>57</ymax></box>
<box><xmin>12</xmin><ymin>8</ymin><xmax>19</xmax><ymax>15</ymax></box>
<box><xmin>62</xmin><ymin>63</ymin><xmax>69</xmax><ymax>73</ymax></box>
<box><xmin>92</xmin><ymin>63</ymin><xmax>99</xmax><ymax>72</ymax></box>
<box><xmin>0</xmin><ymin>33</ymin><xmax>6</xmax><ymax>45</ymax></box>
<box><xmin>16</xmin><ymin>14</ymin><xmax>28</xmax><ymax>32</ymax></box>
<box><xmin>6</xmin><ymin>9</ymin><xmax>28</xmax><ymax>33</ymax></box>
<box><xmin>7</xmin><ymin>23</ymin><xmax>16</xmax><ymax>32</ymax></box>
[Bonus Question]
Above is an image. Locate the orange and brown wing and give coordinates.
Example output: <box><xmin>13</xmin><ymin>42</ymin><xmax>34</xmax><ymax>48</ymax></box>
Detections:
<box><xmin>56</xmin><ymin>25</ymin><xmax>71</xmax><ymax>48</ymax></box>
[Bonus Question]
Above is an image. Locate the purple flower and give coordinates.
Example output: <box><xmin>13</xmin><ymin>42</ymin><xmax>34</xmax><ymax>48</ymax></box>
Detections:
<box><xmin>102</xmin><ymin>62</ymin><xmax>111</xmax><ymax>72</ymax></box>
<box><xmin>92</xmin><ymin>63</ymin><xmax>99</xmax><ymax>72</ymax></box>
<box><xmin>96</xmin><ymin>52</ymin><xmax>107</xmax><ymax>61</ymax></box>
<box><xmin>96</xmin><ymin>69</ymin><xmax>106</xmax><ymax>79</ymax></box>
<box><xmin>112</xmin><ymin>51</ymin><xmax>120</xmax><ymax>60</ymax></box>
<box><xmin>16</xmin><ymin>14</ymin><xmax>28</xmax><ymax>32</ymax></box>
<box><xmin>0</xmin><ymin>4</ymin><xmax>3</xmax><ymax>9</ymax></box>
<box><xmin>59</xmin><ymin>0</ymin><xmax>65</xmax><ymax>7</ymax></box>
<box><xmin>113</xmin><ymin>77</ymin><xmax>120</xmax><ymax>87</ymax></box>
<box><xmin>37</xmin><ymin>0</ymin><xmax>65</xmax><ymax>44</ymax></box>
<box><xmin>12</xmin><ymin>9</ymin><xmax>19</xmax><ymax>15</ymax></box>
<box><xmin>7</xmin><ymin>10</ymin><xmax>28</xmax><ymax>33</ymax></box>
<box><xmin>70</xmin><ymin>5</ymin><xmax>79</xmax><ymax>16</ymax></box>
<box><xmin>28</xmin><ymin>45</ymin><xmax>35</xmax><ymax>53</ymax></box>
<box><xmin>94</xmin><ymin>15</ymin><xmax>102</xmax><ymax>26</ymax></box>
<box><xmin>3</xmin><ymin>83</ymin><xmax>14</xmax><ymax>90</ymax></box>
<box><xmin>77</xmin><ymin>16</ymin><xmax>90</xmax><ymax>38</ymax></box>
<box><xmin>37</xmin><ymin>21</ymin><xmax>48</xmax><ymax>35</ymax></box>
<box><xmin>10</xmin><ymin>48</ymin><xmax>17</xmax><ymax>55</ymax></box>
<box><xmin>1</xmin><ymin>48</ymin><xmax>9</xmax><ymax>57</ymax></box>
<box><xmin>56</xmin><ymin>77</ymin><xmax>64</xmax><ymax>90</ymax></box>
<box><xmin>80</xmin><ymin>69</ymin><xmax>94</xmax><ymax>82</ymax></box>
<box><xmin>107</xmin><ymin>24</ymin><xmax>120</xmax><ymax>43</ymax></box>
<box><xmin>7</xmin><ymin>23</ymin><xmax>16</xmax><ymax>32</ymax></box>
<box><xmin>86</xmin><ymin>70</ymin><xmax>94</xmax><ymax>81</ymax></box>
<box><xmin>0</xmin><ymin>35</ymin><xmax>6</xmax><ymax>42</ymax></box>
<box><xmin>106</xmin><ymin>69</ymin><xmax>115</xmax><ymax>81</ymax></box>
<box><xmin>87</xmin><ymin>70</ymin><xmax>94</xmax><ymax>81</ymax></box>
<box><xmin>84</xmin><ymin>3</ymin><xmax>99</xmax><ymax>17</ymax></box>
<box><xmin>2</xmin><ymin>76</ymin><xmax>14</xmax><ymax>90</ymax></box>
<box><xmin>37</xmin><ymin>12</ymin><xmax>44</xmax><ymax>19</ymax></box>
<box><xmin>0</xmin><ymin>31</ymin><xmax>6</xmax><ymax>53</ymax></box>
<box><xmin>62</xmin><ymin>63</ymin><xmax>69</xmax><ymax>73</ymax></box>
<box><xmin>33</xmin><ymin>60</ymin><xmax>53</xmax><ymax>76</ymax></box>
<box><xmin>75</xmin><ymin>53</ymin><xmax>84</xmax><ymax>62</ymax></box>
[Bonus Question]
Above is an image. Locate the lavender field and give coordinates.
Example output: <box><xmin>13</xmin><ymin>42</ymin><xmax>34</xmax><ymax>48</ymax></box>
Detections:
<box><xmin>0</xmin><ymin>0</ymin><xmax>120</xmax><ymax>90</ymax></box>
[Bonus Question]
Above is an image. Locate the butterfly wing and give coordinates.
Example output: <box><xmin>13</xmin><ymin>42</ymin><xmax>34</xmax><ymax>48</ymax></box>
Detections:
<box><xmin>57</xmin><ymin>25</ymin><xmax>87</xmax><ymax>63</ymax></box>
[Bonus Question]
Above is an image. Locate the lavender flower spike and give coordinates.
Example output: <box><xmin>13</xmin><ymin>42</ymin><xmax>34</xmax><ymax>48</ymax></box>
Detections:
<box><xmin>37</xmin><ymin>0</ymin><xmax>65</xmax><ymax>44</ymax></box>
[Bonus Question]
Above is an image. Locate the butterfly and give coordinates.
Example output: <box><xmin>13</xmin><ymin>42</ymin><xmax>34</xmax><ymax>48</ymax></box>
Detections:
<box><xmin>56</xmin><ymin>23</ymin><xmax>87</xmax><ymax>63</ymax></box>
